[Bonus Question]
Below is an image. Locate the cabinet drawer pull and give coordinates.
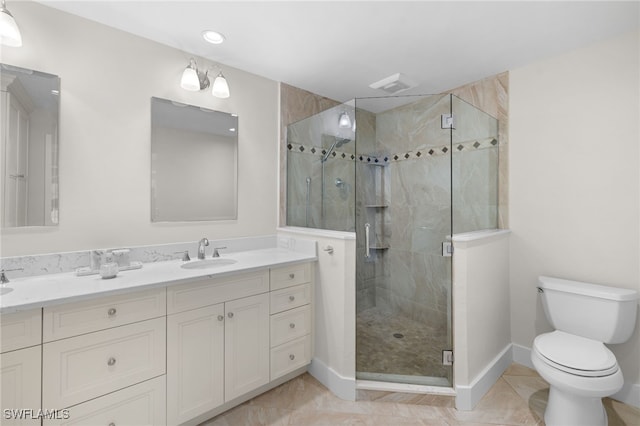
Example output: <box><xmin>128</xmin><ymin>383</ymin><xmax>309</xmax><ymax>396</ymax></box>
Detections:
<box><xmin>289</xmin><ymin>273</ymin><xmax>295</xmax><ymax>279</ymax></box>
<box><xmin>289</xmin><ymin>354</ymin><xmax>295</xmax><ymax>360</ymax></box>
<box><xmin>217</xmin><ymin>315</ymin><xmax>224</xmax><ymax>321</ymax></box>
<box><xmin>289</xmin><ymin>323</ymin><xmax>296</xmax><ymax>329</ymax></box>
<box><xmin>107</xmin><ymin>357</ymin><xmax>116</xmax><ymax>366</ymax></box>
<box><xmin>228</xmin><ymin>312</ymin><xmax>234</xmax><ymax>318</ymax></box>
<box><xmin>107</xmin><ymin>308</ymin><xmax>117</xmax><ymax>316</ymax></box>
<box><xmin>289</xmin><ymin>295</ymin><xmax>295</xmax><ymax>302</ymax></box>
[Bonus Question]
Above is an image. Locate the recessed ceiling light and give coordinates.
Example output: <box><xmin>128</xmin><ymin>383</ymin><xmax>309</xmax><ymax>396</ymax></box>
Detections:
<box><xmin>202</xmin><ymin>30</ymin><xmax>225</xmax><ymax>44</ymax></box>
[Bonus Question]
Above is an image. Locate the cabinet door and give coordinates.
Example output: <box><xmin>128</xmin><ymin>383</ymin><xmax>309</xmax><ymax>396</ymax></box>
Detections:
<box><xmin>167</xmin><ymin>304</ymin><xmax>224</xmax><ymax>425</ymax></box>
<box><xmin>0</xmin><ymin>346</ymin><xmax>41</xmax><ymax>426</ymax></box>
<box><xmin>224</xmin><ymin>293</ymin><xmax>270</xmax><ymax>401</ymax></box>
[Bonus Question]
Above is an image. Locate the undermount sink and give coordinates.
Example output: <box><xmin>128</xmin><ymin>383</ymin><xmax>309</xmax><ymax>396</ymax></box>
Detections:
<box><xmin>180</xmin><ymin>258</ymin><xmax>237</xmax><ymax>270</ymax></box>
<box><xmin>0</xmin><ymin>286</ymin><xmax>14</xmax><ymax>296</ymax></box>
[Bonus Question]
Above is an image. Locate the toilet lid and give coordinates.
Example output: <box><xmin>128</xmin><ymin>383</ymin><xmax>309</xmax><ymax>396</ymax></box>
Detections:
<box><xmin>534</xmin><ymin>331</ymin><xmax>618</xmax><ymax>377</ymax></box>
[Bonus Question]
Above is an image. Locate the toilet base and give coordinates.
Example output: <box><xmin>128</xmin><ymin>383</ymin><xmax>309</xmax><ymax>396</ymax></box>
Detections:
<box><xmin>545</xmin><ymin>386</ymin><xmax>607</xmax><ymax>426</ymax></box>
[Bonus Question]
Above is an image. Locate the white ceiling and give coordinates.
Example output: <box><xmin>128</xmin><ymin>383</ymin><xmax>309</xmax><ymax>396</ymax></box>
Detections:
<box><xmin>37</xmin><ymin>1</ymin><xmax>639</xmax><ymax>103</ymax></box>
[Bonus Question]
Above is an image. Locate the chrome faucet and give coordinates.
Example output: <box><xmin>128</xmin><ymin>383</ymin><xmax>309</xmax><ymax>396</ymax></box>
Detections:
<box><xmin>197</xmin><ymin>238</ymin><xmax>209</xmax><ymax>260</ymax></box>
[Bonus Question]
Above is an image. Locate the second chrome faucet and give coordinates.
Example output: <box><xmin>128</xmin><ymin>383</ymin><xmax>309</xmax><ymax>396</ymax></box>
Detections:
<box><xmin>197</xmin><ymin>238</ymin><xmax>209</xmax><ymax>260</ymax></box>
<box><xmin>197</xmin><ymin>238</ymin><xmax>227</xmax><ymax>259</ymax></box>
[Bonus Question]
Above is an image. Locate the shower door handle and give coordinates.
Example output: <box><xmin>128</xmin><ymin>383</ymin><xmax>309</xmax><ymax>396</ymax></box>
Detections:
<box><xmin>365</xmin><ymin>223</ymin><xmax>371</xmax><ymax>258</ymax></box>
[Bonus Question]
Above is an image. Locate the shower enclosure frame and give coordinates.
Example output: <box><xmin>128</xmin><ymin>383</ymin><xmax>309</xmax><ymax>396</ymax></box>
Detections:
<box><xmin>285</xmin><ymin>93</ymin><xmax>499</xmax><ymax>389</ymax></box>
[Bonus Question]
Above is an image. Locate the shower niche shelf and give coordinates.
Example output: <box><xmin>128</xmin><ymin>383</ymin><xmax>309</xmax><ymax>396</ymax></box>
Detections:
<box><xmin>365</xmin><ymin>204</ymin><xmax>388</xmax><ymax>208</ymax></box>
<box><xmin>369</xmin><ymin>245</ymin><xmax>390</xmax><ymax>250</ymax></box>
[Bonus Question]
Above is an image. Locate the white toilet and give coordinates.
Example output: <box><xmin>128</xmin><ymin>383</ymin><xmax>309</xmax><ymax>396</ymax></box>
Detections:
<box><xmin>532</xmin><ymin>276</ymin><xmax>638</xmax><ymax>426</ymax></box>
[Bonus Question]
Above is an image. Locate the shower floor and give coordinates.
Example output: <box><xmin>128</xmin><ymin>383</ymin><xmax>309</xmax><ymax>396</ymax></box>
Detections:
<box><xmin>356</xmin><ymin>306</ymin><xmax>452</xmax><ymax>384</ymax></box>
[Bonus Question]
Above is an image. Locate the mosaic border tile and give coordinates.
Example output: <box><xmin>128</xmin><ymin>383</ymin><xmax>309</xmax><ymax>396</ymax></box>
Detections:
<box><xmin>287</xmin><ymin>137</ymin><xmax>498</xmax><ymax>165</ymax></box>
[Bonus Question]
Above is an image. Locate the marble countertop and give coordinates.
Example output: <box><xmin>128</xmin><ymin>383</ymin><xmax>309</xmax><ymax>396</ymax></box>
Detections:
<box><xmin>0</xmin><ymin>247</ymin><xmax>317</xmax><ymax>314</ymax></box>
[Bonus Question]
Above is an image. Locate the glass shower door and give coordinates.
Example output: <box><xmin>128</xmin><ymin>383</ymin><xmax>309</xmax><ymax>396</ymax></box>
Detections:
<box><xmin>354</xmin><ymin>94</ymin><xmax>454</xmax><ymax>386</ymax></box>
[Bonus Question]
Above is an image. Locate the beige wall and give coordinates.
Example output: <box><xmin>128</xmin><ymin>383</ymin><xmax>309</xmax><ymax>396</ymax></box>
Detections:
<box><xmin>509</xmin><ymin>30</ymin><xmax>640</xmax><ymax>386</ymax></box>
<box><xmin>0</xmin><ymin>1</ymin><xmax>279</xmax><ymax>256</ymax></box>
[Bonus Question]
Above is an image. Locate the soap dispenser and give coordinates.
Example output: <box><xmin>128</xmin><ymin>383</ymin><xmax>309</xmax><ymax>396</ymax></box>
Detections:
<box><xmin>100</xmin><ymin>253</ymin><xmax>119</xmax><ymax>279</ymax></box>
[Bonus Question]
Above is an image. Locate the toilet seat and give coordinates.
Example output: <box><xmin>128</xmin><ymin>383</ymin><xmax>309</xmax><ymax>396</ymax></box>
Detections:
<box><xmin>534</xmin><ymin>331</ymin><xmax>618</xmax><ymax>377</ymax></box>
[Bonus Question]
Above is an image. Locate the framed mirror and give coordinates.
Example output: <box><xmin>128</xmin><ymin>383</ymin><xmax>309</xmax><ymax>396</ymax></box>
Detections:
<box><xmin>150</xmin><ymin>97</ymin><xmax>238</xmax><ymax>222</ymax></box>
<box><xmin>1</xmin><ymin>64</ymin><xmax>60</xmax><ymax>228</ymax></box>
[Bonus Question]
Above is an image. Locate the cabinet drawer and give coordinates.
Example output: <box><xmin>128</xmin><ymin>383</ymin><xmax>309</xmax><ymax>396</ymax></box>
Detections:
<box><xmin>270</xmin><ymin>283</ymin><xmax>311</xmax><ymax>314</ymax></box>
<box><xmin>1</xmin><ymin>309</ymin><xmax>41</xmax><ymax>353</ymax></box>
<box><xmin>43</xmin><ymin>317</ymin><xmax>166</xmax><ymax>409</ymax></box>
<box><xmin>270</xmin><ymin>305</ymin><xmax>311</xmax><ymax>348</ymax></box>
<box><xmin>45</xmin><ymin>376</ymin><xmax>166</xmax><ymax>426</ymax></box>
<box><xmin>270</xmin><ymin>335</ymin><xmax>311</xmax><ymax>380</ymax></box>
<box><xmin>270</xmin><ymin>263</ymin><xmax>311</xmax><ymax>291</ymax></box>
<box><xmin>43</xmin><ymin>288</ymin><xmax>166</xmax><ymax>342</ymax></box>
<box><xmin>168</xmin><ymin>270</ymin><xmax>269</xmax><ymax>314</ymax></box>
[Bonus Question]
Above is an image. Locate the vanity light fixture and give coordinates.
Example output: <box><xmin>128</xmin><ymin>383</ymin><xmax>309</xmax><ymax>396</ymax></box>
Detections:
<box><xmin>181</xmin><ymin>58</ymin><xmax>209</xmax><ymax>91</ymax></box>
<box><xmin>0</xmin><ymin>0</ymin><xmax>22</xmax><ymax>47</ymax></box>
<box><xmin>338</xmin><ymin>111</ymin><xmax>352</xmax><ymax>129</ymax></box>
<box><xmin>180</xmin><ymin>58</ymin><xmax>230</xmax><ymax>98</ymax></box>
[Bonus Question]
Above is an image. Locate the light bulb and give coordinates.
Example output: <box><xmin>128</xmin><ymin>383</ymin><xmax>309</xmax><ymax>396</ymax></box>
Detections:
<box><xmin>0</xmin><ymin>1</ymin><xmax>22</xmax><ymax>47</ymax></box>
<box><xmin>181</xmin><ymin>62</ymin><xmax>200</xmax><ymax>91</ymax></box>
<box><xmin>212</xmin><ymin>72</ymin><xmax>230</xmax><ymax>99</ymax></box>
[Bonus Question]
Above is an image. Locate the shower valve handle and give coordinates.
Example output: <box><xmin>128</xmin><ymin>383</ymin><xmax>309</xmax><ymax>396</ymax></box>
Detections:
<box><xmin>365</xmin><ymin>223</ymin><xmax>371</xmax><ymax>258</ymax></box>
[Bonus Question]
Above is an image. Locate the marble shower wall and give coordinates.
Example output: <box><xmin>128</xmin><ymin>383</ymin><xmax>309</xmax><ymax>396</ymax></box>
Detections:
<box><xmin>279</xmin><ymin>83</ymin><xmax>340</xmax><ymax>227</ymax></box>
<box><xmin>450</xmin><ymin>72</ymin><xmax>509</xmax><ymax>228</ymax></box>
<box><xmin>358</xmin><ymin>93</ymin><xmax>499</xmax><ymax>338</ymax></box>
<box><xmin>371</xmin><ymin>95</ymin><xmax>453</xmax><ymax>336</ymax></box>
<box><xmin>286</xmin><ymin>103</ymin><xmax>356</xmax><ymax>230</ymax></box>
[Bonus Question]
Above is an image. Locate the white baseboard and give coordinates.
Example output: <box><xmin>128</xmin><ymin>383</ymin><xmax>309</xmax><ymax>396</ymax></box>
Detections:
<box><xmin>309</xmin><ymin>357</ymin><xmax>356</xmax><ymax>401</ymax></box>
<box><xmin>455</xmin><ymin>344</ymin><xmax>512</xmax><ymax>411</ymax></box>
<box><xmin>510</xmin><ymin>344</ymin><xmax>640</xmax><ymax>409</ymax></box>
<box><xmin>511</xmin><ymin>343</ymin><xmax>535</xmax><ymax>369</ymax></box>
<box><xmin>613</xmin><ymin>382</ymin><xmax>640</xmax><ymax>409</ymax></box>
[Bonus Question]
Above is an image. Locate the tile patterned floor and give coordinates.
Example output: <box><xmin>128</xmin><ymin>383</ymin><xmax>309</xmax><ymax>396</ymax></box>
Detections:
<box><xmin>202</xmin><ymin>364</ymin><xmax>640</xmax><ymax>425</ymax></box>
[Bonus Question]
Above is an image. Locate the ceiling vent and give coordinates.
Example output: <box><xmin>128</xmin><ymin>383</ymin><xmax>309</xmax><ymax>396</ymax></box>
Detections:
<box><xmin>369</xmin><ymin>73</ymin><xmax>417</xmax><ymax>95</ymax></box>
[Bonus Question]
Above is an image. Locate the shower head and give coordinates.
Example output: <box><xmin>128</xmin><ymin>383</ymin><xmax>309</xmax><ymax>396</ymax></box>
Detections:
<box><xmin>321</xmin><ymin>137</ymin><xmax>351</xmax><ymax>162</ymax></box>
<box><xmin>335</xmin><ymin>138</ymin><xmax>351</xmax><ymax>148</ymax></box>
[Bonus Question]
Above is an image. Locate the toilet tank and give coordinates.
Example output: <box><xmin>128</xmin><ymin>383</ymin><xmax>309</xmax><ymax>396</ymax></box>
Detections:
<box><xmin>538</xmin><ymin>276</ymin><xmax>639</xmax><ymax>344</ymax></box>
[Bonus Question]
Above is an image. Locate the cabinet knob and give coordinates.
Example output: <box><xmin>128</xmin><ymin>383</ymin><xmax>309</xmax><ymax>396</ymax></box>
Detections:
<box><xmin>228</xmin><ymin>312</ymin><xmax>234</xmax><ymax>319</ymax></box>
<box><xmin>107</xmin><ymin>357</ymin><xmax>116</xmax><ymax>366</ymax></box>
<box><xmin>217</xmin><ymin>315</ymin><xmax>224</xmax><ymax>321</ymax></box>
<box><xmin>289</xmin><ymin>295</ymin><xmax>295</xmax><ymax>302</ymax></box>
<box><xmin>289</xmin><ymin>354</ymin><xmax>295</xmax><ymax>360</ymax></box>
<box><xmin>289</xmin><ymin>323</ymin><xmax>296</xmax><ymax>329</ymax></box>
<box><xmin>289</xmin><ymin>273</ymin><xmax>295</xmax><ymax>279</ymax></box>
<box><xmin>107</xmin><ymin>308</ymin><xmax>117</xmax><ymax>316</ymax></box>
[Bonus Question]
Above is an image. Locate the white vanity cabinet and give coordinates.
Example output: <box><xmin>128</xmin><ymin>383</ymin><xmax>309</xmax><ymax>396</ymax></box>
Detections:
<box><xmin>0</xmin><ymin>309</ymin><xmax>42</xmax><ymax>426</ymax></box>
<box><xmin>41</xmin><ymin>289</ymin><xmax>167</xmax><ymax>423</ymax></box>
<box><xmin>1</xmin><ymin>257</ymin><xmax>315</xmax><ymax>426</ymax></box>
<box><xmin>166</xmin><ymin>271</ymin><xmax>270</xmax><ymax>425</ymax></box>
